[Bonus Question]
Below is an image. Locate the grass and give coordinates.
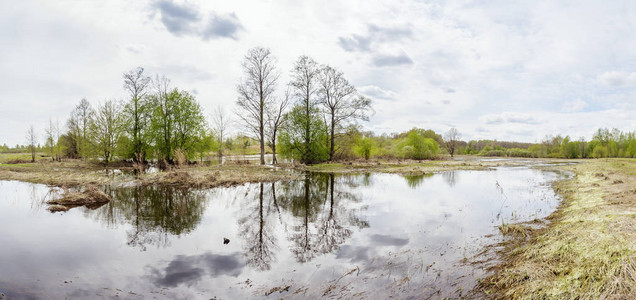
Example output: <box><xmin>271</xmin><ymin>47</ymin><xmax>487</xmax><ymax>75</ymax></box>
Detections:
<box><xmin>0</xmin><ymin>155</ymin><xmax>299</xmax><ymax>188</ymax></box>
<box><xmin>0</xmin><ymin>152</ymin><xmax>51</xmax><ymax>164</ymax></box>
<box><xmin>479</xmin><ymin>159</ymin><xmax>636</xmax><ymax>299</ymax></box>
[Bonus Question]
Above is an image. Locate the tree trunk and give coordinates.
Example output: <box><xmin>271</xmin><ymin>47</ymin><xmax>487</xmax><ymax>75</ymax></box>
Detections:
<box><xmin>260</xmin><ymin>122</ymin><xmax>265</xmax><ymax>165</ymax></box>
<box><xmin>305</xmin><ymin>94</ymin><xmax>310</xmax><ymax>163</ymax></box>
<box><xmin>329</xmin><ymin>114</ymin><xmax>335</xmax><ymax>161</ymax></box>
<box><xmin>272</xmin><ymin>132</ymin><xmax>278</xmax><ymax>165</ymax></box>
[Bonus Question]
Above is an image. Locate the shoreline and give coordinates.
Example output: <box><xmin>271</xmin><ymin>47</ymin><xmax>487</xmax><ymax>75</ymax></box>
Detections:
<box><xmin>477</xmin><ymin>158</ymin><xmax>636</xmax><ymax>298</ymax></box>
<box><xmin>0</xmin><ymin>156</ymin><xmax>573</xmax><ymax>188</ymax></box>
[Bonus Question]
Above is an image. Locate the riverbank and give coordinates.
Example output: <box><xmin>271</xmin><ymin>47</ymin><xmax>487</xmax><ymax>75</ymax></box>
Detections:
<box><xmin>0</xmin><ymin>159</ymin><xmax>299</xmax><ymax>188</ymax></box>
<box><xmin>0</xmin><ymin>155</ymin><xmax>571</xmax><ymax>188</ymax></box>
<box><xmin>479</xmin><ymin>158</ymin><xmax>636</xmax><ymax>298</ymax></box>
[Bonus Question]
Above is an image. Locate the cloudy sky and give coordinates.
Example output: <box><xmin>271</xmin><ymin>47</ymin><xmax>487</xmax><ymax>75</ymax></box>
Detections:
<box><xmin>1</xmin><ymin>0</ymin><xmax>635</xmax><ymax>146</ymax></box>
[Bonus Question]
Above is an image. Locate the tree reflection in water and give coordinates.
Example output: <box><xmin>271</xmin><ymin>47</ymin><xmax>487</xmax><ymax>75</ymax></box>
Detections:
<box><xmin>88</xmin><ymin>173</ymin><xmax>370</xmax><ymax>269</ymax></box>
<box><xmin>238</xmin><ymin>182</ymin><xmax>279</xmax><ymax>271</ymax></box>
<box><xmin>402</xmin><ymin>173</ymin><xmax>434</xmax><ymax>189</ymax></box>
<box><xmin>94</xmin><ymin>186</ymin><xmax>209</xmax><ymax>251</ymax></box>
<box><xmin>272</xmin><ymin>173</ymin><xmax>369</xmax><ymax>263</ymax></box>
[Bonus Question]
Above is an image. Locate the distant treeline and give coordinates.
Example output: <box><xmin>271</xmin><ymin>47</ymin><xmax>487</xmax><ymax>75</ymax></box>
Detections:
<box><xmin>4</xmin><ymin>46</ymin><xmax>634</xmax><ymax>163</ymax></box>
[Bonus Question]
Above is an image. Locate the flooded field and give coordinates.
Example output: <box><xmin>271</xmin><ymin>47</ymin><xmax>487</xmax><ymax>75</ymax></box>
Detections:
<box><xmin>0</xmin><ymin>167</ymin><xmax>565</xmax><ymax>299</ymax></box>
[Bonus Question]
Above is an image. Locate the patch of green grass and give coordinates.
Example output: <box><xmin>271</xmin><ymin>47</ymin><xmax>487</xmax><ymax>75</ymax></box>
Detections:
<box><xmin>0</xmin><ymin>152</ymin><xmax>50</xmax><ymax>164</ymax></box>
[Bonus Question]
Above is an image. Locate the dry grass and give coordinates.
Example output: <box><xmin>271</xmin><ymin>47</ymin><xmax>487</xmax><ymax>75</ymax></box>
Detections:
<box><xmin>141</xmin><ymin>163</ymin><xmax>299</xmax><ymax>188</ymax></box>
<box><xmin>479</xmin><ymin>159</ymin><xmax>636</xmax><ymax>299</ymax></box>
<box><xmin>47</xmin><ymin>185</ymin><xmax>112</xmax><ymax>212</ymax></box>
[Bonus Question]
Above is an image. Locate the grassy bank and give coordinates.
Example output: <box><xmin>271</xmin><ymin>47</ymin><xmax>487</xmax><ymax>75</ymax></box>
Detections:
<box><xmin>0</xmin><ymin>157</ymin><xmax>299</xmax><ymax>188</ymax></box>
<box><xmin>479</xmin><ymin>158</ymin><xmax>636</xmax><ymax>298</ymax></box>
<box><xmin>0</xmin><ymin>154</ymin><xmax>573</xmax><ymax>188</ymax></box>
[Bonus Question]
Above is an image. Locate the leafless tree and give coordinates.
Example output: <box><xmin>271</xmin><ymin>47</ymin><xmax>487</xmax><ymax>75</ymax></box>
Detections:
<box><xmin>444</xmin><ymin>128</ymin><xmax>461</xmax><ymax>157</ymax></box>
<box><xmin>212</xmin><ymin>105</ymin><xmax>231</xmax><ymax>158</ymax></box>
<box><xmin>26</xmin><ymin>125</ymin><xmax>36</xmax><ymax>162</ymax></box>
<box><xmin>54</xmin><ymin>120</ymin><xmax>61</xmax><ymax>161</ymax></box>
<box><xmin>290</xmin><ymin>55</ymin><xmax>320</xmax><ymax>158</ymax></box>
<box><xmin>123</xmin><ymin>67</ymin><xmax>151</xmax><ymax>161</ymax></box>
<box><xmin>91</xmin><ymin>100</ymin><xmax>123</xmax><ymax>165</ymax></box>
<box><xmin>236</xmin><ymin>47</ymin><xmax>279</xmax><ymax>165</ymax></box>
<box><xmin>45</xmin><ymin>119</ymin><xmax>55</xmax><ymax>160</ymax></box>
<box><xmin>317</xmin><ymin>65</ymin><xmax>372</xmax><ymax>161</ymax></box>
<box><xmin>68</xmin><ymin>98</ymin><xmax>94</xmax><ymax>159</ymax></box>
<box><xmin>266</xmin><ymin>89</ymin><xmax>290</xmax><ymax>164</ymax></box>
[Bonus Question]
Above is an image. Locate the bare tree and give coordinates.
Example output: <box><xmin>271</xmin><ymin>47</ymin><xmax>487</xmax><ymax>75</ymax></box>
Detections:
<box><xmin>123</xmin><ymin>67</ymin><xmax>151</xmax><ymax>162</ymax></box>
<box><xmin>443</xmin><ymin>128</ymin><xmax>461</xmax><ymax>157</ymax></box>
<box><xmin>317</xmin><ymin>65</ymin><xmax>372</xmax><ymax>161</ymax></box>
<box><xmin>290</xmin><ymin>55</ymin><xmax>320</xmax><ymax>160</ymax></box>
<box><xmin>26</xmin><ymin>125</ymin><xmax>36</xmax><ymax>162</ymax></box>
<box><xmin>91</xmin><ymin>100</ymin><xmax>123</xmax><ymax>165</ymax></box>
<box><xmin>266</xmin><ymin>89</ymin><xmax>290</xmax><ymax>164</ymax></box>
<box><xmin>45</xmin><ymin>119</ymin><xmax>55</xmax><ymax>160</ymax></box>
<box><xmin>68</xmin><ymin>98</ymin><xmax>94</xmax><ymax>159</ymax></box>
<box><xmin>236</xmin><ymin>47</ymin><xmax>279</xmax><ymax>165</ymax></box>
<box><xmin>54</xmin><ymin>120</ymin><xmax>61</xmax><ymax>161</ymax></box>
<box><xmin>212</xmin><ymin>105</ymin><xmax>231</xmax><ymax>158</ymax></box>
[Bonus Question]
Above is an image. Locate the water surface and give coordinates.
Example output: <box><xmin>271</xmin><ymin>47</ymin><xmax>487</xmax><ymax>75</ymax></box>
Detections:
<box><xmin>0</xmin><ymin>167</ymin><xmax>564</xmax><ymax>299</ymax></box>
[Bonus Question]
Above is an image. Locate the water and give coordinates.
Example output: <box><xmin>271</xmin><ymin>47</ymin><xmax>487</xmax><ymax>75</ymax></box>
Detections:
<box><xmin>0</xmin><ymin>167</ymin><xmax>565</xmax><ymax>299</ymax></box>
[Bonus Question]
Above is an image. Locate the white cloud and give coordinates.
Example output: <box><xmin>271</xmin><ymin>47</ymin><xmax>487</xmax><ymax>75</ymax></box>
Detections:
<box><xmin>479</xmin><ymin>112</ymin><xmax>542</xmax><ymax>125</ymax></box>
<box><xmin>597</xmin><ymin>71</ymin><xmax>636</xmax><ymax>87</ymax></box>
<box><xmin>358</xmin><ymin>85</ymin><xmax>397</xmax><ymax>100</ymax></box>
<box><xmin>562</xmin><ymin>98</ymin><xmax>588</xmax><ymax>112</ymax></box>
<box><xmin>1</xmin><ymin>0</ymin><xmax>635</xmax><ymax>145</ymax></box>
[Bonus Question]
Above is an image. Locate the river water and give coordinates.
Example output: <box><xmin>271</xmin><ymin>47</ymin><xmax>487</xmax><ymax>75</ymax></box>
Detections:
<box><xmin>0</xmin><ymin>166</ymin><xmax>565</xmax><ymax>299</ymax></box>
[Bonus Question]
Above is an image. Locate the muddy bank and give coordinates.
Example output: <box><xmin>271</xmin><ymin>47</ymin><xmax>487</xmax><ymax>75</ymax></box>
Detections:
<box><xmin>477</xmin><ymin>159</ymin><xmax>636</xmax><ymax>299</ymax></box>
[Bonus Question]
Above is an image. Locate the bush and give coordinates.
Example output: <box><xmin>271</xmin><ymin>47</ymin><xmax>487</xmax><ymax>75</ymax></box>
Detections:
<box><xmin>355</xmin><ymin>137</ymin><xmax>374</xmax><ymax>160</ymax></box>
<box><xmin>399</xmin><ymin>131</ymin><xmax>439</xmax><ymax>160</ymax></box>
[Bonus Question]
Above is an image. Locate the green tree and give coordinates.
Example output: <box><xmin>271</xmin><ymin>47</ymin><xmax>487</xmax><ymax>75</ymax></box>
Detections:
<box><xmin>290</xmin><ymin>56</ymin><xmax>320</xmax><ymax>163</ymax></box>
<box><xmin>399</xmin><ymin>129</ymin><xmax>440</xmax><ymax>160</ymax></box>
<box><xmin>278</xmin><ymin>105</ymin><xmax>329</xmax><ymax>163</ymax></box>
<box><xmin>194</xmin><ymin>131</ymin><xmax>216</xmax><ymax>163</ymax></box>
<box><xmin>91</xmin><ymin>100</ymin><xmax>124</xmax><ymax>165</ymax></box>
<box><xmin>122</xmin><ymin>67</ymin><xmax>152</xmax><ymax>162</ymax></box>
<box><xmin>356</xmin><ymin>137</ymin><xmax>374</xmax><ymax>160</ymax></box>
<box><xmin>150</xmin><ymin>89</ymin><xmax>207</xmax><ymax>163</ymax></box>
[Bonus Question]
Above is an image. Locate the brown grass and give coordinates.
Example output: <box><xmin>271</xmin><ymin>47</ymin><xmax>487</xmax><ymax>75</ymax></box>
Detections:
<box><xmin>478</xmin><ymin>159</ymin><xmax>636</xmax><ymax>299</ymax></box>
<box><xmin>47</xmin><ymin>185</ymin><xmax>111</xmax><ymax>211</ymax></box>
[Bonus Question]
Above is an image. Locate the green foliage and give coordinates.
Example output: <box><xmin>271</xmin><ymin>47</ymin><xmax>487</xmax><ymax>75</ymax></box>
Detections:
<box><xmin>193</xmin><ymin>131</ymin><xmax>216</xmax><ymax>162</ymax></box>
<box><xmin>355</xmin><ymin>137</ymin><xmax>374</xmax><ymax>160</ymax></box>
<box><xmin>122</xmin><ymin>95</ymin><xmax>153</xmax><ymax>160</ymax></box>
<box><xmin>149</xmin><ymin>89</ymin><xmax>207</xmax><ymax>162</ymax></box>
<box><xmin>278</xmin><ymin>105</ymin><xmax>329</xmax><ymax>163</ymax></box>
<box><xmin>334</xmin><ymin>125</ymin><xmax>363</xmax><ymax>160</ymax></box>
<box><xmin>398</xmin><ymin>129</ymin><xmax>440</xmax><ymax>160</ymax></box>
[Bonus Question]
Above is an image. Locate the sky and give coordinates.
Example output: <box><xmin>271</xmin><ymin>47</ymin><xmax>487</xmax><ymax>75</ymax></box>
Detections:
<box><xmin>1</xmin><ymin>0</ymin><xmax>635</xmax><ymax>146</ymax></box>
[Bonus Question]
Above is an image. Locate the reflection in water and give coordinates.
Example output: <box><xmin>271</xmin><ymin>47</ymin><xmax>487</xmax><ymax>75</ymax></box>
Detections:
<box><xmin>93</xmin><ymin>186</ymin><xmax>209</xmax><ymax>251</ymax></box>
<box><xmin>147</xmin><ymin>252</ymin><xmax>244</xmax><ymax>287</ymax></box>
<box><xmin>238</xmin><ymin>182</ymin><xmax>279</xmax><ymax>271</ymax></box>
<box><xmin>442</xmin><ymin>171</ymin><xmax>457</xmax><ymax>187</ymax></box>
<box><xmin>269</xmin><ymin>173</ymin><xmax>369</xmax><ymax>263</ymax></box>
<box><xmin>402</xmin><ymin>173</ymin><xmax>434</xmax><ymax>189</ymax></box>
<box><xmin>0</xmin><ymin>167</ymin><xmax>565</xmax><ymax>299</ymax></box>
